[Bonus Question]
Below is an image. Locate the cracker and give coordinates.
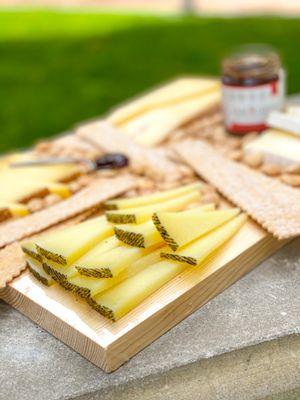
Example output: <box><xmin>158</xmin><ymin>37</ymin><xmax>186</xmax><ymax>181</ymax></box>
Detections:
<box><xmin>76</xmin><ymin>120</ymin><xmax>184</xmax><ymax>182</ymax></box>
<box><xmin>0</xmin><ymin>243</ymin><xmax>26</xmax><ymax>289</ymax></box>
<box><xmin>0</xmin><ymin>175</ymin><xmax>134</xmax><ymax>249</ymax></box>
<box><xmin>175</xmin><ymin>140</ymin><xmax>300</xmax><ymax>239</ymax></box>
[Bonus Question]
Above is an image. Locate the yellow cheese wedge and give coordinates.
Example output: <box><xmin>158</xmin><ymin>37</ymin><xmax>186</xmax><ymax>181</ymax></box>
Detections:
<box><xmin>3</xmin><ymin>163</ymin><xmax>79</xmax><ymax>183</ymax></box>
<box><xmin>161</xmin><ymin>214</ymin><xmax>247</xmax><ymax>266</ymax></box>
<box><xmin>153</xmin><ymin>208</ymin><xmax>240</xmax><ymax>251</ymax></box>
<box><xmin>76</xmin><ymin>243</ymin><xmax>160</xmax><ymax>278</ymax></box>
<box><xmin>42</xmin><ymin>258</ymin><xmax>78</xmax><ymax>283</ymax></box>
<box><xmin>42</xmin><ymin>236</ymin><xmax>119</xmax><ymax>284</ymax></box>
<box><xmin>92</xmin><ymin>259</ymin><xmax>186</xmax><ymax>321</ymax></box>
<box><xmin>104</xmin><ymin>182</ymin><xmax>202</xmax><ymax>210</ymax></box>
<box><xmin>0</xmin><ymin>202</ymin><xmax>29</xmax><ymax>222</ymax></box>
<box><xmin>10</xmin><ymin>203</ymin><xmax>29</xmax><ymax>217</ymax></box>
<box><xmin>106</xmin><ymin>190</ymin><xmax>201</xmax><ymax>224</ymax></box>
<box><xmin>114</xmin><ymin>221</ymin><xmax>161</xmax><ymax>248</ymax></box>
<box><xmin>114</xmin><ymin>204</ymin><xmax>215</xmax><ymax>248</ymax></box>
<box><xmin>68</xmin><ymin>246</ymin><xmax>164</xmax><ymax>299</ymax></box>
<box><xmin>36</xmin><ymin>216</ymin><xmax>114</xmax><ymax>265</ymax></box>
<box><xmin>0</xmin><ymin>159</ymin><xmax>79</xmax><ymax>203</ymax></box>
<box><xmin>0</xmin><ymin>179</ymin><xmax>50</xmax><ymax>203</ymax></box>
<box><xmin>45</xmin><ymin>183</ymin><xmax>71</xmax><ymax>199</ymax></box>
<box><xmin>21</xmin><ymin>241</ymin><xmax>43</xmax><ymax>262</ymax></box>
<box><xmin>27</xmin><ymin>256</ymin><xmax>54</xmax><ymax>286</ymax></box>
<box><xmin>108</xmin><ymin>78</ymin><xmax>220</xmax><ymax>126</ymax></box>
<box><xmin>74</xmin><ymin>235</ymin><xmax>120</xmax><ymax>266</ymax></box>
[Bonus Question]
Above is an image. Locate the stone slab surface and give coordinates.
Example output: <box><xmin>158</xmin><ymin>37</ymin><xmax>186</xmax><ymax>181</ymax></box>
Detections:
<box><xmin>0</xmin><ymin>238</ymin><xmax>300</xmax><ymax>400</ymax></box>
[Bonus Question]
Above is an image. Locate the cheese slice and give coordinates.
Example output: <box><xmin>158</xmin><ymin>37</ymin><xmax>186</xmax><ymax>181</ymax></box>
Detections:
<box><xmin>161</xmin><ymin>214</ymin><xmax>247</xmax><ymax>266</ymax></box>
<box><xmin>27</xmin><ymin>256</ymin><xmax>54</xmax><ymax>286</ymax></box>
<box><xmin>42</xmin><ymin>236</ymin><xmax>119</xmax><ymax>285</ymax></box>
<box><xmin>106</xmin><ymin>190</ymin><xmax>201</xmax><ymax>224</ymax></box>
<box><xmin>45</xmin><ymin>183</ymin><xmax>71</xmax><ymax>199</ymax></box>
<box><xmin>92</xmin><ymin>259</ymin><xmax>186</xmax><ymax>321</ymax></box>
<box><xmin>75</xmin><ymin>243</ymin><xmax>160</xmax><ymax>278</ymax></box>
<box><xmin>267</xmin><ymin>111</ymin><xmax>300</xmax><ymax>136</ymax></box>
<box><xmin>36</xmin><ymin>216</ymin><xmax>114</xmax><ymax>265</ymax></box>
<box><xmin>153</xmin><ymin>208</ymin><xmax>240</xmax><ymax>251</ymax></box>
<box><xmin>114</xmin><ymin>204</ymin><xmax>215</xmax><ymax>248</ymax></box>
<box><xmin>42</xmin><ymin>258</ymin><xmax>78</xmax><ymax>282</ymax></box>
<box><xmin>0</xmin><ymin>158</ymin><xmax>79</xmax><ymax>203</ymax></box>
<box><xmin>108</xmin><ymin>78</ymin><xmax>220</xmax><ymax>126</ymax></box>
<box><xmin>68</xmin><ymin>246</ymin><xmax>164</xmax><ymax>299</ymax></box>
<box><xmin>104</xmin><ymin>182</ymin><xmax>201</xmax><ymax>210</ymax></box>
<box><xmin>21</xmin><ymin>240</ymin><xmax>43</xmax><ymax>262</ymax></box>
<box><xmin>122</xmin><ymin>91</ymin><xmax>221</xmax><ymax>146</ymax></box>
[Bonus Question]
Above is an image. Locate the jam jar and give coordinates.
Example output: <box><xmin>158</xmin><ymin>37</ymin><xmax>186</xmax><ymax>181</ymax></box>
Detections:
<box><xmin>221</xmin><ymin>46</ymin><xmax>285</xmax><ymax>135</ymax></box>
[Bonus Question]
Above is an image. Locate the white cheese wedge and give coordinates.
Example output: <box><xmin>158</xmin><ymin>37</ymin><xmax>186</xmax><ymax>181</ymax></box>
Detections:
<box><xmin>267</xmin><ymin>111</ymin><xmax>300</xmax><ymax>136</ymax></box>
<box><xmin>244</xmin><ymin>129</ymin><xmax>300</xmax><ymax>166</ymax></box>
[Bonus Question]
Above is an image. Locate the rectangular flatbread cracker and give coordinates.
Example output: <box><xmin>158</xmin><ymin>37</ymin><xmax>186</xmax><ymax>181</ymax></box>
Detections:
<box><xmin>76</xmin><ymin>121</ymin><xmax>185</xmax><ymax>182</ymax></box>
<box><xmin>0</xmin><ymin>243</ymin><xmax>26</xmax><ymax>289</ymax></box>
<box><xmin>0</xmin><ymin>175</ymin><xmax>134</xmax><ymax>249</ymax></box>
<box><xmin>175</xmin><ymin>140</ymin><xmax>300</xmax><ymax>239</ymax></box>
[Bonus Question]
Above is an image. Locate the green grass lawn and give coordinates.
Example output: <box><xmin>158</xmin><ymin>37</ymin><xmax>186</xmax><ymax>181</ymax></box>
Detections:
<box><xmin>1</xmin><ymin>10</ymin><xmax>300</xmax><ymax>153</ymax></box>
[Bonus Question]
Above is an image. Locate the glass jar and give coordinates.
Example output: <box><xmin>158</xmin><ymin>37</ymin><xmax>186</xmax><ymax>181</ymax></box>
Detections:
<box><xmin>221</xmin><ymin>45</ymin><xmax>285</xmax><ymax>135</ymax></box>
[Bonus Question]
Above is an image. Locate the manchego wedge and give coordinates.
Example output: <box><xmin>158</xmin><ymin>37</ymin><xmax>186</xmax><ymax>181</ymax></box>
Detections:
<box><xmin>42</xmin><ymin>258</ymin><xmax>78</xmax><ymax>283</ymax></box>
<box><xmin>106</xmin><ymin>190</ymin><xmax>201</xmax><ymax>224</ymax></box>
<box><xmin>104</xmin><ymin>183</ymin><xmax>201</xmax><ymax>210</ymax></box>
<box><xmin>27</xmin><ymin>256</ymin><xmax>55</xmax><ymax>287</ymax></box>
<box><xmin>21</xmin><ymin>240</ymin><xmax>43</xmax><ymax>262</ymax></box>
<box><xmin>67</xmin><ymin>246</ymin><xmax>164</xmax><ymax>300</ymax></box>
<box><xmin>42</xmin><ymin>236</ymin><xmax>119</xmax><ymax>284</ymax></box>
<box><xmin>92</xmin><ymin>259</ymin><xmax>186</xmax><ymax>321</ymax></box>
<box><xmin>36</xmin><ymin>216</ymin><xmax>113</xmax><ymax>265</ymax></box>
<box><xmin>153</xmin><ymin>207</ymin><xmax>240</xmax><ymax>251</ymax></box>
<box><xmin>76</xmin><ymin>243</ymin><xmax>160</xmax><ymax>278</ymax></box>
<box><xmin>114</xmin><ymin>204</ymin><xmax>215</xmax><ymax>248</ymax></box>
<box><xmin>161</xmin><ymin>214</ymin><xmax>247</xmax><ymax>266</ymax></box>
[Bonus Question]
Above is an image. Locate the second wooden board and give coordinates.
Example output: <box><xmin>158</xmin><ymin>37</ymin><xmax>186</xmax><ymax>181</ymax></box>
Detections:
<box><xmin>0</xmin><ymin>218</ymin><xmax>287</xmax><ymax>372</ymax></box>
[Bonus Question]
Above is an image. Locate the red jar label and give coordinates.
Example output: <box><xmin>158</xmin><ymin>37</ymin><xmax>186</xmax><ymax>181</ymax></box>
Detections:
<box><xmin>222</xmin><ymin>73</ymin><xmax>285</xmax><ymax>134</ymax></box>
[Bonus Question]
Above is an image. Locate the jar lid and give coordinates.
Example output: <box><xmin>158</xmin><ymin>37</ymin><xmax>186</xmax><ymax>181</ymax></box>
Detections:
<box><xmin>222</xmin><ymin>45</ymin><xmax>281</xmax><ymax>81</ymax></box>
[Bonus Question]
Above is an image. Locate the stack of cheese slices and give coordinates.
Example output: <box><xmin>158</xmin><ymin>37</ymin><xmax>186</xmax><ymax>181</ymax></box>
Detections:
<box><xmin>107</xmin><ymin>77</ymin><xmax>221</xmax><ymax>147</ymax></box>
<box><xmin>22</xmin><ymin>183</ymin><xmax>246</xmax><ymax>321</ymax></box>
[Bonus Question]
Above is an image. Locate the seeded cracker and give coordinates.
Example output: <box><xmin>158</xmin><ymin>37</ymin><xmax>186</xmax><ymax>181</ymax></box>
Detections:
<box><xmin>175</xmin><ymin>140</ymin><xmax>300</xmax><ymax>239</ymax></box>
<box><xmin>76</xmin><ymin>120</ymin><xmax>185</xmax><ymax>182</ymax></box>
<box><xmin>0</xmin><ymin>243</ymin><xmax>26</xmax><ymax>289</ymax></box>
<box><xmin>0</xmin><ymin>175</ymin><xmax>134</xmax><ymax>249</ymax></box>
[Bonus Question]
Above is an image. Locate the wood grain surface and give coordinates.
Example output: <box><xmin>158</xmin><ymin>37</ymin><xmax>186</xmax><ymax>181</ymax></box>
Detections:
<box><xmin>0</xmin><ymin>218</ymin><xmax>287</xmax><ymax>372</ymax></box>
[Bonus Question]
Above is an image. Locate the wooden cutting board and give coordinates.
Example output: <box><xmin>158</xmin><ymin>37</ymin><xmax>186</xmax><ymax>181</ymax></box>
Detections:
<box><xmin>0</xmin><ymin>218</ymin><xmax>287</xmax><ymax>372</ymax></box>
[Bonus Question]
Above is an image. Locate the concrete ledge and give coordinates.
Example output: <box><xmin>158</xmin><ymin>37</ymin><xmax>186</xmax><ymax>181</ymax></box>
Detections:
<box><xmin>76</xmin><ymin>334</ymin><xmax>300</xmax><ymax>400</ymax></box>
<box><xmin>0</xmin><ymin>238</ymin><xmax>299</xmax><ymax>400</ymax></box>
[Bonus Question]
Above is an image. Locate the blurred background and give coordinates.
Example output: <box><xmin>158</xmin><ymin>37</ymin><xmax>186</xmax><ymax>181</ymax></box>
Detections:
<box><xmin>1</xmin><ymin>0</ymin><xmax>300</xmax><ymax>153</ymax></box>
